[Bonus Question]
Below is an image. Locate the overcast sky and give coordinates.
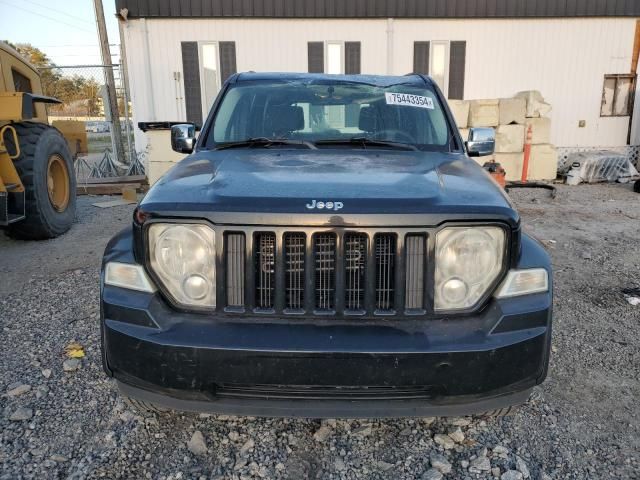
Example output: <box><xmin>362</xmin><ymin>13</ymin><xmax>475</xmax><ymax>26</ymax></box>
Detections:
<box><xmin>0</xmin><ymin>0</ymin><xmax>120</xmax><ymax>66</ymax></box>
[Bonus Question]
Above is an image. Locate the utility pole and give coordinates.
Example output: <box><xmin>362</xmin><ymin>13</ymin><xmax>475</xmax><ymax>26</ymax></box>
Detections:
<box><xmin>93</xmin><ymin>0</ymin><xmax>126</xmax><ymax>164</ymax></box>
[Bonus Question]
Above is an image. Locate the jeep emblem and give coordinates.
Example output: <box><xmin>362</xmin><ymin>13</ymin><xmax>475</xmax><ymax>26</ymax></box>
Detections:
<box><xmin>306</xmin><ymin>199</ymin><xmax>344</xmax><ymax>211</ymax></box>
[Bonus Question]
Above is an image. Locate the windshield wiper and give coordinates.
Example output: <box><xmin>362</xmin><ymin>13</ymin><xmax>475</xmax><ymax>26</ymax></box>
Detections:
<box><xmin>315</xmin><ymin>136</ymin><xmax>418</xmax><ymax>151</ymax></box>
<box><xmin>215</xmin><ymin>137</ymin><xmax>316</xmax><ymax>150</ymax></box>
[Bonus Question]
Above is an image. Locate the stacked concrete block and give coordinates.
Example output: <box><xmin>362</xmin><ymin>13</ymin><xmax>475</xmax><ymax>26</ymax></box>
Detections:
<box><xmin>528</xmin><ymin>144</ymin><xmax>558</xmax><ymax>180</ymax></box>
<box><xmin>449</xmin><ymin>100</ymin><xmax>469</xmax><ymax>128</ymax></box>
<box><xmin>494</xmin><ymin>153</ymin><xmax>524</xmax><ymax>181</ymax></box>
<box><xmin>468</xmin><ymin>99</ymin><xmax>500</xmax><ymax>127</ymax></box>
<box><xmin>458</xmin><ymin>128</ymin><xmax>469</xmax><ymax>142</ymax></box>
<box><xmin>499</xmin><ymin>98</ymin><xmax>526</xmax><ymax>125</ymax></box>
<box><xmin>524</xmin><ymin>117</ymin><xmax>551</xmax><ymax>144</ymax></box>
<box><xmin>495</xmin><ymin>124</ymin><xmax>525</xmax><ymax>153</ymax></box>
<box><xmin>515</xmin><ymin>90</ymin><xmax>552</xmax><ymax>118</ymax></box>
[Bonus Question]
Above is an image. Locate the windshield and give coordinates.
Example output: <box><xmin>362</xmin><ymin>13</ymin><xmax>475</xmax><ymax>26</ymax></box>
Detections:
<box><xmin>205</xmin><ymin>79</ymin><xmax>452</xmax><ymax>151</ymax></box>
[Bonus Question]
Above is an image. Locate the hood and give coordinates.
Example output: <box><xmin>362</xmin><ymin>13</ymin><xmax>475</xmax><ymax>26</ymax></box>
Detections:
<box><xmin>140</xmin><ymin>149</ymin><xmax>518</xmax><ymax>227</ymax></box>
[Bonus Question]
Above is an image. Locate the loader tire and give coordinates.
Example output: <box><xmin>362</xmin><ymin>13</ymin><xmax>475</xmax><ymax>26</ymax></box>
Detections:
<box><xmin>4</xmin><ymin>122</ymin><xmax>76</xmax><ymax>239</ymax></box>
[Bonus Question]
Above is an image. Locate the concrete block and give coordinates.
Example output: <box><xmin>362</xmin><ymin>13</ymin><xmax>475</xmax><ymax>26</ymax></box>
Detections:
<box><xmin>494</xmin><ymin>153</ymin><xmax>524</xmax><ymax>181</ymax></box>
<box><xmin>148</xmin><ymin>161</ymin><xmax>177</xmax><ymax>185</ymax></box>
<box><xmin>468</xmin><ymin>99</ymin><xmax>499</xmax><ymax>127</ymax></box>
<box><xmin>495</xmin><ymin>124</ymin><xmax>525</xmax><ymax>153</ymax></box>
<box><xmin>529</xmin><ymin>144</ymin><xmax>558</xmax><ymax>180</ymax></box>
<box><xmin>449</xmin><ymin>100</ymin><xmax>470</xmax><ymax>128</ymax></box>
<box><xmin>499</xmin><ymin>98</ymin><xmax>526</xmax><ymax>125</ymax></box>
<box><xmin>458</xmin><ymin>128</ymin><xmax>469</xmax><ymax>142</ymax></box>
<box><xmin>514</xmin><ymin>90</ymin><xmax>552</xmax><ymax>118</ymax></box>
<box><xmin>524</xmin><ymin>117</ymin><xmax>551</xmax><ymax>144</ymax></box>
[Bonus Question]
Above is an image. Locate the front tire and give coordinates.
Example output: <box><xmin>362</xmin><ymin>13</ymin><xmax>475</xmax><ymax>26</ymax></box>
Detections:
<box><xmin>5</xmin><ymin>122</ymin><xmax>76</xmax><ymax>239</ymax></box>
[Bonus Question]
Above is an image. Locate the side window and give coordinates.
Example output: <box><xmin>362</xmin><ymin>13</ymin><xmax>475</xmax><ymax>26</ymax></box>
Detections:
<box><xmin>12</xmin><ymin>68</ymin><xmax>32</xmax><ymax>93</ymax></box>
<box><xmin>600</xmin><ymin>74</ymin><xmax>635</xmax><ymax>116</ymax></box>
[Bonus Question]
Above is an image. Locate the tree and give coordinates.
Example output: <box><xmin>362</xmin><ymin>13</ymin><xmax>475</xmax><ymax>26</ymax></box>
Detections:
<box><xmin>2</xmin><ymin>41</ymin><xmax>103</xmax><ymax>117</ymax></box>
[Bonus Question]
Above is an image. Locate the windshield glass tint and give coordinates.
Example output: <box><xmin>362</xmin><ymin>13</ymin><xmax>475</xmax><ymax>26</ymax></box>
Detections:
<box><xmin>208</xmin><ymin>79</ymin><xmax>450</xmax><ymax>150</ymax></box>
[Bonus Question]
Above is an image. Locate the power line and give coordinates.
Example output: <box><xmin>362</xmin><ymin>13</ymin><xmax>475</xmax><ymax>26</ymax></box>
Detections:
<box><xmin>0</xmin><ymin>0</ymin><xmax>96</xmax><ymax>34</ymax></box>
<box><xmin>20</xmin><ymin>0</ymin><xmax>95</xmax><ymax>26</ymax></box>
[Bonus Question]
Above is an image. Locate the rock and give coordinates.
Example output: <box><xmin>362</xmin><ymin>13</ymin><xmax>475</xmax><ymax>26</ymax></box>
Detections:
<box><xmin>187</xmin><ymin>431</ymin><xmax>207</xmax><ymax>455</ymax></box>
<box><xmin>42</xmin><ymin>369</ymin><xmax>52</xmax><ymax>379</ymax></box>
<box><xmin>9</xmin><ymin>407</ymin><xmax>33</xmax><ymax>421</ymax></box>
<box><xmin>334</xmin><ymin>457</ymin><xmax>346</xmax><ymax>471</ymax></box>
<box><xmin>499</xmin><ymin>97</ymin><xmax>526</xmax><ymax>125</ymax></box>
<box><xmin>433</xmin><ymin>433</ymin><xmax>455</xmax><ymax>449</ymax></box>
<box><xmin>50</xmin><ymin>454</ymin><xmax>68</xmax><ymax>462</ymax></box>
<box><xmin>493</xmin><ymin>445</ymin><xmax>509</xmax><ymax>456</ymax></box>
<box><xmin>501</xmin><ymin>470</ymin><xmax>524</xmax><ymax>480</ymax></box>
<box><xmin>377</xmin><ymin>460</ymin><xmax>394</xmax><ymax>471</ymax></box>
<box><xmin>492</xmin><ymin>467</ymin><xmax>502</xmax><ymax>477</ymax></box>
<box><xmin>515</xmin><ymin>455</ymin><xmax>530</xmax><ymax>478</ymax></box>
<box><xmin>449</xmin><ymin>100</ymin><xmax>470</xmax><ymax>128</ymax></box>
<box><xmin>7</xmin><ymin>383</ymin><xmax>31</xmax><ymax>397</ymax></box>
<box><xmin>495</xmin><ymin>124</ymin><xmax>525</xmax><ymax>153</ymax></box>
<box><xmin>422</xmin><ymin>468</ymin><xmax>443</xmax><ymax>480</ymax></box>
<box><xmin>448</xmin><ymin>427</ymin><xmax>465</xmax><ymax>443</ymax></box>
<box><xmin>469</xmin><ymin>99</ymin><xmax>500</xmax><ymax>127</ymax></box>
<box><xmin>461</xmin><ymin>460</ymin><xmax>470</xmax><ymax>468</ymax></box>
<box><xmin>352</xmin><ymin>425</ymin><xmax>372</xmax><ymax>437</ymax></box>
<box><xmin>63</xmin><ymin>359</ymin><xmax>81</xmax><ymax>372</ymax></box>
<box><xmin>430</xmin><ymin>453</ymin><xmax>452</xmax><ymax>474</ymax></box>
<box><xmin>228</xmin><ymin>431</ymin><xmax>240</xmax><ymax>442</ymax></box>
<box><xmin>449</xmin><ymin>417</ymin><xmax>471</xmax><ymax>427</ymax></box>
<box><xmin>399</xmin><ymin>427</ymin><xmax>412</xmax><ymax>436</ymax></box>
<box><xmin>470</xmin><ymin>455</ymin><xmax>491</xmax><ymax>472</ymax></box>
<box><xmin>313</xmin><ymin>425</ymin><xmax>331</xmax><ymax>442</ymax></box>
<box><xmin>239</xmin><ymin>438</ymin><xmax>254</xmax><ymax>455</ymax></box>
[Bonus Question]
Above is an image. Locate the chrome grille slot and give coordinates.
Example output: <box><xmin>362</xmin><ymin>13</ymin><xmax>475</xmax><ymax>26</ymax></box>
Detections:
<box><xmin>255</xmin><ymin>232</ymin><xmax>275</xmax><ymax>309</ymax></box>
<box><xmin>225</xmin><ymin>233</ymin><xmax>245</xmax><ymax>307</ymax></box>
<box><xmin>314</xmin><ymin>233</ymin><xmax>336</xmax><ymax>311</ymax></box>
<box><xmin>284</xmin><ymin>233</ymin><xmax>305</xmax><ymax>310</ymax></box>
<box><xmin>375</xmin><ymin>234</ymin><xmax>396</xmax><ymax>311</ymax></box>
<box><xmin>344</xmin><ymin>233</ymin><xmax>366</xmax><ymax>311</ymax></box>
<box><xmin>405</xmin><ymin>234</ymin><xmax>425</xmax><ymax>310</ymax></box>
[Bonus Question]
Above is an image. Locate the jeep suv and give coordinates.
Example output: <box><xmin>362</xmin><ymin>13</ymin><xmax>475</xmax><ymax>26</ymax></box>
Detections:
<box><xmin>101</xmin><ymin>73</ymin><xmax>552</xmax><ymax>418</ymax></box>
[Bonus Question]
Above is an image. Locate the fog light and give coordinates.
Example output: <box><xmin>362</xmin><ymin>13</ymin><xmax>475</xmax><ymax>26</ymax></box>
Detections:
<box><xmin>441</xmin><ymin>278</ymin><xmax>468</xmax><ymax>304</ymax></box>
<box><xmin>182</xmin><ymin>274</ymin><xmax>209</xmax><ymax>300</ymax></box>
<box><xmin>496</xmin><ymin>268</ymin><xmax>548</xmax><ymax>298</ymax></box>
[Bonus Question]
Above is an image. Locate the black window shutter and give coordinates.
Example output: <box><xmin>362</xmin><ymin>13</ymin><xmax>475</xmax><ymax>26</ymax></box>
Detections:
<box><xmin>308</xmin><ymin>42</ymin><xmax>324</xmax><ymax>73</ymax></box>
<box><xmin>448</xmin><ymin>41</ymin><xmax>466</xmax><ymax>100</ymax></box>
<box><xmin>181</xmin><ymin>41</ymin><xmax>203</xmax><ymax>126</ymax></box>
<box><xmin>344</xmin><ymin>42</ymin><xmax>361</xmax><ymax>74</ymax></box>
<box><xmin>219</xmin><ymin>41</ymin><xmax>237</xmax><ymax>84</ymax></box>
<box><xmin>413</xmin><ymin>41</ymin><xmax>430</xmax><ymax>75</ymax></box>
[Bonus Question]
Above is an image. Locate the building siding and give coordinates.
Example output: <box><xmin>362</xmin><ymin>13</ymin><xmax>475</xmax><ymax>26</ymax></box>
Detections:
<box><xmin>122</xmin><ymin>17</ymin><xmax>637</xmax><ymax>152</ymax></box>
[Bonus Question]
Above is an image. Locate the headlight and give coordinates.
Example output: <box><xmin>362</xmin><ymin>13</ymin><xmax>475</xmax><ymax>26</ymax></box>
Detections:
<box><xmin>435</xmin><ymin>226</ymin><xmax>505</xmax><ymax>311</ymax></box>
<box><xmin>148</xmin><ymin>223</ymin><xmax>215</xmax><ymax>308</ymax></box>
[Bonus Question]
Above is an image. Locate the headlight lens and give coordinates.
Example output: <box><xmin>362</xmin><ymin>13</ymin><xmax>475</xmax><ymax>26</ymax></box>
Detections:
<box><xmin>435</xmin><ymin>226</ymin><xmax>505</xmax><ymax>311</ymax></box>
<box><xmin>148</xmin><ymin>223</ymin><xmax>215</xmax><ymax>308</ymax></box>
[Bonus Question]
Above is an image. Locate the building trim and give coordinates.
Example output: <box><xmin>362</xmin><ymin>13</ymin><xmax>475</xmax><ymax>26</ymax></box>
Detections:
<box><xmin>116</xmin><ymin>0</ymin><xmax>640</xmax><ymax>20</ymax></box>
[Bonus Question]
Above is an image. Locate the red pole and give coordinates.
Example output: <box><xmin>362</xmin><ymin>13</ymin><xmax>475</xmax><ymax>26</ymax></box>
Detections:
<box><xmin>521</xmin><ymin>124</ymin><xmax>533</xmax><ymax>182</ymax></box>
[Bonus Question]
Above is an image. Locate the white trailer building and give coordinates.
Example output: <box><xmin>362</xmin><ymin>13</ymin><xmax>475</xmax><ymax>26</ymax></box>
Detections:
<box><xmin>114</xmin><ymin>0</ymin><xmax>640</xmax><ymax>175</ymax></box>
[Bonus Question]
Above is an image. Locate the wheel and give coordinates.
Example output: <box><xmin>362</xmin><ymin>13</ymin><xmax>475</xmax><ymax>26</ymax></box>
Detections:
<box><xmin>122</xmin><ymin>394</ymin><xmax>169</xmax><ymax>414</ymax></box>
<box><xmin>634</xmin><ymin>179</ymin><xmax>640</xmax><ymax>193</ymax></box>
<box><xmin>4</xmin><ymin>122</ymin><xmax>76</xmax><ymax>239</ymax></box>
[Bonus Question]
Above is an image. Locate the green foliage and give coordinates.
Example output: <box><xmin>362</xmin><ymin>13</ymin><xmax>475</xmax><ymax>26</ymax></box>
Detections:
<box><xmin>5</xmin><ymin>41</ymin><xmax>103</xmax><ymax>116</ymax></box>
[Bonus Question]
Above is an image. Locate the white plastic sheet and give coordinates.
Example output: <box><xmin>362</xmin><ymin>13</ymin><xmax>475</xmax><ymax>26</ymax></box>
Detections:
<box><xmin>565</xmin><ymin>151</ymin><xmax>639</xmax><ymax>185</ymax></box>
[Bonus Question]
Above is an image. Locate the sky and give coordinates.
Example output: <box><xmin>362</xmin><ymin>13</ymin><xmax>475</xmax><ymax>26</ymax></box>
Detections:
<box><xmin>0</xmin><ymin>0</ymin><xmax>120</xmax><ymax>66</ymax></box>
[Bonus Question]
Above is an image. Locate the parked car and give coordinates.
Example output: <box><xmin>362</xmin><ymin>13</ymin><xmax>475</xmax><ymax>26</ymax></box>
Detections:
<box><xmin>85</xmin><ymin>121</ymin><xmax>110</xmax><ymax>133</ymax></box>
<box><xmin>101</xmin><ymin>72</ymin><xmax>553</xmax><ymax>418</ymax></box>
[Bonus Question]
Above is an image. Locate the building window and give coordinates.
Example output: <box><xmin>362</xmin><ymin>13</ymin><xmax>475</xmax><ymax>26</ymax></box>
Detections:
<box><xmin>308</xmin><ymin>42</ymin><xmax>361</xmax><ymax>75</ymax></box>
<box><xmin>326</xmin><ymin>42</ymin><xmax>344</xmax><ymax>74</ymax></box>
<box><xmin>200</xmin><ymin>42</ymin><xmax>220</xmax><ymax>120</ymax></box>
<box><xmin>600</xmin><ymin>74</ymin><xmax>635</xmax><ymax>117</ymax></box>
<box><xmin>413</xmin><ymin>41</ymin><xmax>466</xmax><ymax>100</ymax></box>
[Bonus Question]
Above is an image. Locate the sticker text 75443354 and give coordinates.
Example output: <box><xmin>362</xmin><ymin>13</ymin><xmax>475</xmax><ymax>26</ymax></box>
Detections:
<box><xmin>385</xmin><ymin>92</ymin><xmax>434</xmax><ymax>109</ymax></box>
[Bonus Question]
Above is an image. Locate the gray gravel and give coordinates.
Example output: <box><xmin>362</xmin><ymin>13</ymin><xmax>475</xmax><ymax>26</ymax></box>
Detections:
<box><xmin>1</xmin><ymin>185</ymin><xmax>639</xmax><ymax>479</ymax></box>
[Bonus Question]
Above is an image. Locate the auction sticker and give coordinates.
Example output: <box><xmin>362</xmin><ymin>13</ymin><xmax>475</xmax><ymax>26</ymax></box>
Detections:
<box><xmin>385</xmin><ymin>92</ymin><xmax>434</xmax><ymax>109</ymax></box>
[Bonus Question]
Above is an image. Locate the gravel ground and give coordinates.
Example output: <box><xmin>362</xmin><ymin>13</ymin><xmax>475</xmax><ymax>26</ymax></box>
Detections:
<box><xmin>1</xmin><ymin>184</ymin><xmax>639</xmax><ymax>480</ymax></box>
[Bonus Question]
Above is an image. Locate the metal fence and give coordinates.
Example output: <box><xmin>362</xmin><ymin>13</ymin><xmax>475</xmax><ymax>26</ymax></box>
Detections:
<box><xmin>38</xmin><ymin>64</ymin><xmax>142</xmax><ymax>181</ymax></box>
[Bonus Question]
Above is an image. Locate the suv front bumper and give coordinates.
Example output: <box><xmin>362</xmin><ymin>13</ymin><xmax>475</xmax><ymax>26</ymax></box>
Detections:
<box><xmin>101</xmin><ymin>228</ymin><xmax>552</xmax><ymax>418</ymax></box>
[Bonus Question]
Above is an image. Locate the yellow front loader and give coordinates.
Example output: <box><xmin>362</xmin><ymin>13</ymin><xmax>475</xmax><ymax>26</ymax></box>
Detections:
<box><xmin>1</xmin><ymin>42</ymin><xmax>84</xmax><ymax>239</ymax></box>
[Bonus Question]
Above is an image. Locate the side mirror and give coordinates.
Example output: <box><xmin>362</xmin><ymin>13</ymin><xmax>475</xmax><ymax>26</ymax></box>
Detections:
<box><xmin>466</xmin><ymin>127</ymin><xmax>495</xmax><ymax>157</ymax></box>
<box><xmin>171</xmin><ymin>124</ymin><xmax>196</xmax><ymax>154</ymax></box>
